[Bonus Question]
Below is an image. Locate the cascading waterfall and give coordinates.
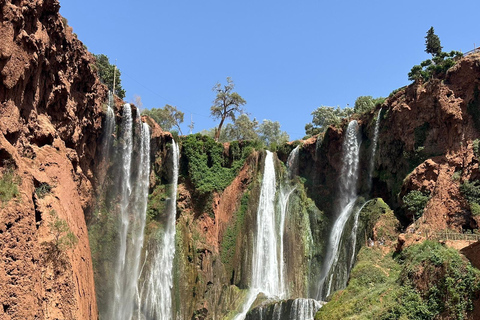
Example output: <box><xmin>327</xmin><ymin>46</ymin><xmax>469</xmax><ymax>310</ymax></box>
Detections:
<box><xmin>347</xmin><ymin>109</ymin><xmax>383</xmax><ymax>273</ymax></box>
<box><xmin>277</xmin><ymin>145</ymin><xmax>300</xmax><ymax>295</ymax></box>
<box><xmin>252</xmin><ymin>151</ymin><xmax>282</xmax><ymax>296</ymax></box>
<box><xmin>235</xmin><ymin>151</ymin><xmax>284</xmax><ymax>320</ymax></box>
<box><xmin>290</xmin><ymin>299</ymin><xmax>324</xmax><ymax>320</ymax></box>
<box><xmin>316</xmin><ymin>120</ymin><xmax>361</xmax><ymax>300</ymax></box>
<box><xmin>102</xmin><ymin>91</ymin><xmax>116</xmax><ymax>161</ymax></box>
<box><xmin>141</xmin><ymin>140</ymin><xmax>180</xmax><ymax>320</ymax></box>
<box><xmin>107</xmin><ymin>104</ymin><xmax>150</xmax><ymax>320</ymax></box>
<box><xmin>367</xmin><ymin>108</ymin><xmax>382</xmax><ymax>190</ymax></box>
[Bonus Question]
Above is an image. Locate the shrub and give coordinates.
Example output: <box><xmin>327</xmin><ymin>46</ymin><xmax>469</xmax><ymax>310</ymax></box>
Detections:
<box><xmin>0</xmin><ymin>168</ymin><xmax>20</xmax><ymax>206</ymax></box>
<box><xmin>473</xmin><ymin>139</ymin><xmax>480</xmax><ymax>158</ymax></box>
<box><xmin>460</xmin><ymin>180</ymin><xmax>480</xmax><ymax>216</ymax></box>
<box><xmin>402</xmin><ymin>190</ymin><xmax>430</xmax><ymax>219</ymax></box>
<box><xmin>35</xmin><ymin>182</ymin><xmax>52</xmax><ymax>199</ymax></box>
<box><xmin>181</xmin><ymin>133</ymin><xmax>256</xmax><ymax>194</ymax></box>
<box><xmin>42</xmin><ymin>210</ymin><xmax>78</xmax><ymax>272</ymax></box>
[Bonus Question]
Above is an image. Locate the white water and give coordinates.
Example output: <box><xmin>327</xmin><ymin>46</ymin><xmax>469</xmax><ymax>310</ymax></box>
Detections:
<box><xmin>368</xmin><ymin>108</ymin><xmax>382</xmax><ymax>190</ymax></box>
<box><xmin>141</xmin><ymin>140</ymin><xmax>180</xmax><ymax>320</ymax></box>
<box><xmin>253</xmin><ymin>151</ymin><xmax>282</xmax><ymax>296</ymax></box>
<box><xmin>290</xmin><ymin>298</ymin><xmax>323</xmax><ymax>320</ymax></box>
<box><xmin>102</xmin><ymin>92</ymin><xmax>116</xmax><ymax>160</ymax></box>
<box><xmin>348</xmin><ymin>200</ymin><xmax>373</xmax><ymax>271</ymax></box>
<box><xmin>108</xmin><ymin>104</ymin><xmax>150</xmax><ymax>320</ymax></box>
<box><xmin>286</xmin><ymin>145</ymin><xmax>300</xmax><ymax>179</ymax></box>
<box><xmin>317</xmin><ymin>120</ymin><xmax>361</xmax><ymax>300</ymax></box>
<box><xmin>234</xmin><ymin>151</ymin><xmax>284</xmax><ymax>320</ymax></box>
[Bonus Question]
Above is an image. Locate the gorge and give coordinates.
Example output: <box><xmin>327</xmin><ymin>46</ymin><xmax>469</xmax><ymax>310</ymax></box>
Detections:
<box><xmin>2</xmin><ymin>1</ymin><xmax>480</xmax><ymax>320</ymax></box>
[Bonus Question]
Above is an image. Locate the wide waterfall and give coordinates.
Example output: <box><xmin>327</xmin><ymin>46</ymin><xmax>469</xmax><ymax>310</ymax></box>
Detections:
<box><xmin>141</xmin><ymin>140</ymin><xmax>180</xmax><ymax>320</ymax></box>
<box><xmin>316</xmin><ymin>120</ymin><xmax>361</xmax><ymax>300</ymax></box>
<box><xmin>107</xmin><ymin>104</ymin><xmax>151</xmax><ymax>320</ymax></box>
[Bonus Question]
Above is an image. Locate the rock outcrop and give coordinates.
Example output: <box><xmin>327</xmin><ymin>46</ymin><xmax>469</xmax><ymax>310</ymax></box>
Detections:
<box><xmin>0</xmin><ymin>0</ymin><xmax>108</xmax><ymax>318</ymax></box>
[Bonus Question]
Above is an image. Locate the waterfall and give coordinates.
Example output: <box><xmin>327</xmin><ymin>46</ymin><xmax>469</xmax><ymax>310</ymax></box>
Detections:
<box><xmin>252</xmin><ymin>151</ymin><xmax>281</xmax><ymax>296</ymax></box>
<box><xmin>141</xmin><ymin>140</ymin><xmax>180</xmax><ymax>320</ymax></box>
<box><xmin>290</xmin><ymin>299</ymin><xmax>323</xmax><ymax>320</ymax></box>
<box><xmin>348</xmin><ymin>200</ymin><xmax>374</xmax><ymax>271</ymax></box>
<box><xmin>245</xmin><ymin>298</ymin><xmax>323</xmax><ymax>320</ymax></box>
<box><xmin>102</xmin><ymin>93</ymin><xmax>116</xmax><ymax>161</ymax></box>
<box><xmin>107</xmin><ymin>104</ymin><xmax>150</xmax><ymax>320</ymax></box>
<box><xmin>286</xmin><ymin>145</ymin><xmax>300</xmax><ymax>178</ymax></box>
<box><xmin>368</xmin><ymin>108</ymin><xmax>382</xmax><ymax>190</ymax></box>
<box><xmin>234</xmin><ymin>151</ymin><xmax>284</xmax><ymax>320</ymax></box>
<box><xmin>317</xmin><ymin>120</ymin><xmax>361</xmax><ymax>300</ymax></box>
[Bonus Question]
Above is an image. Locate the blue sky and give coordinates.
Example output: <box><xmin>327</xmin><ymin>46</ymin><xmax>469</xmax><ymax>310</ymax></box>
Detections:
<box><xmin>60</xmin><ymin>1</ymin><xmax>480</xmax><ymax>140</ymax></box>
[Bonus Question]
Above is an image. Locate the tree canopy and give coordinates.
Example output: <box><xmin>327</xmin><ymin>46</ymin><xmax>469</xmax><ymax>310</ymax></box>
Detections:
<box><xmin>258</xmin><ymin>120</ymin><xmax>289</xmax><ymax>147</ymax></box>
<box><xmin>210</xmin><ymin>77</ymin><xmax>246</xmax><ymax>141</ymax></box>
<box><xmin>425</xmin><ymin>27</ymin><xmax>442</xmax><ymax>57</ymax></box>
<box><xmin>94</xmin><ymin>54</ymin><xmax>125</xmax><ymax>99</ymax></box>
<box><xmin>142</xmin><ymin>104</ymin><xmax>184</xmax><ymax>134</ymax></box>
<box><xmin>354</xmin><ymin>96</ymin><xmax>385</xmax><ymax>114</ymax></box>
<box><xmin>305</xmin><ymin>106</ymin><xmax>353</xmax><ymax>137</ymax></box>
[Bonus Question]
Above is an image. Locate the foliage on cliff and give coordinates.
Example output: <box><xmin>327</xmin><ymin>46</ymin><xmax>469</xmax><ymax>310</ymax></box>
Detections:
<box><xmin>315</xmin><ymin>241</ymin><xmax>480</xmax><ymax>320</ymax></box>
<box><xmin>181</xmin><ymin>134</ymin><xmax>260</xmax><ymax>194</ymax></box>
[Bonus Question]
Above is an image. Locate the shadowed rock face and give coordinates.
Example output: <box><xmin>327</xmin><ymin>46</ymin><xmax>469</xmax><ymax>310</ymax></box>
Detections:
<box><xmin>0</xmin><ymin>0</ymin><xmax>108</xmax><ymax>319</ymax></box>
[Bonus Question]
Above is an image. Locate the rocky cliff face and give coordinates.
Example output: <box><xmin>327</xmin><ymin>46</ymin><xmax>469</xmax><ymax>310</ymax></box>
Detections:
<box><xmin>0</xmin><ymin>0</ymin><xmax>107</xmax><ymax>318</ymax></box>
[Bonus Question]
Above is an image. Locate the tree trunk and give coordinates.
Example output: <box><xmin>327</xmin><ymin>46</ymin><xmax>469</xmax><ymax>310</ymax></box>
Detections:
<box><xmin>215</xmin><ymin>116</ymin><xmax>226</xmax><ymax>141</ymax></box>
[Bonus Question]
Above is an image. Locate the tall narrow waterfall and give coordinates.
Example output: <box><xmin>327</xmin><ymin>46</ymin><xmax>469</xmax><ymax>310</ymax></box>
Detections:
<box><xmin>252</xmin><ymin>151</ymin><xmax>282</xmax><ymax>296</ymax></box>
<box><xmin>235</xmin><ymin>151</ymin><xmax>284</xmax><ymax>320</ymax></box>
<box><xmin>102</xmin><ymin>91</ymin><xmax>116</xmax><ymax>161</ymax></box>
<box><xmin>317</xmin><ymin>120</ymin><xmax>361</xmax><ymax>300</ymax></box>
<box><xmin>108</xmin><ymin>104</ymin><xmax>150</xmax><ymax>320</ymax></box>
<box><xmin>141</xmin><ymin>140</ymin><xmax>180</xmax><ymax>320</ymax></box>
<box><xmin>368</xmin><ymin>108</ymin><xmax>382</xmax><ymax>190</ymax></box>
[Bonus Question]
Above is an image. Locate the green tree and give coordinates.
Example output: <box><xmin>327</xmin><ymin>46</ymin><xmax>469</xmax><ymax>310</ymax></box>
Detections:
<box><xmin>210</xmin><ymin>77</ymin><xmax>246</xmax><ymax>141</ymax></box>
<box><xmin>425</xmin><ymin>27</ymin><xmax>442</xmax><ymax>57</ymax></box>
<box><xmin>402</xmin><ymin>190</ymin><xmax>430</xmax><ymax>219</ymax></box>
<box><xmin>94</xmin><ymin>54</ymin><xmax>126</xmax><ymax>99</ymax></box>
<box><xmin>142</xmin><ymin>104</ymin><xmax>184</xmax><ymax>134</ymax></box>
<box><xmin>258</xmin><ymin>119</ymin><xmax>289</xmax><ymax>147</ymax></box>
<box><xmin>223</xmin><ymin>114</ymin><xmax>259</xmax><ymax>142</ymax></box>
<box><xmin>305</xmin><ymin>106</ymin><xmax>353</xmax><ymax>136</ymax></box>
<box><xmin>354</xmin><ymin>96</ymin><xmax>385</xmax><ymax>114</ymax></box>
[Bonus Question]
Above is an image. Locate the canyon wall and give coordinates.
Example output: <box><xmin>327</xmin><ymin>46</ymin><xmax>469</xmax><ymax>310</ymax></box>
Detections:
<box><xmin>0</xmin><ymin>0</ymin><xmax>107</xmax><ymax>318</ymax></box>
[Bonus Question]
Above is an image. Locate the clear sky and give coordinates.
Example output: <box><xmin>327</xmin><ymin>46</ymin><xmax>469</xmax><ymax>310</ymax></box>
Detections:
<box><xmin>59</xmin><ymin>0</ymin><xmax>480</xmax><ymax>140</ymax></box>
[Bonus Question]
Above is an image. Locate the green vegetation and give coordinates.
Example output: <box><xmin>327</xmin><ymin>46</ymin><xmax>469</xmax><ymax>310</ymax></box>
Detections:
<box><xmin>211</xmin><ymin>77</ymin><xmax>247</xmax><ymax>141</ymax></box>
<box><xmin>181</xmin><ymin>134</ymin><xmax>258</xmax><ymax>194</ymax></box>
<box><xmin>0</xmin><ymin>167</ymin><xmax>20</xmax><ymax>206</ymax></box>
<box><xmin>408</xmin><ymin>27</ymin><xmax>462</xmax><ymax>82</ymax></box>
<box><xmin>257</xmin><ymin>119</ymin><xmax>289</xmax><ymax>148</ymax></box>
<box><xmin>146</xmin><ymin>184</ymin><xmax>168</xmax><ymax>221</ymax></box>
<box><xmin>473</xmin><ymin>139</ymin><xmax>480</xmax><ymax>158</ymax></box>
<box><xmin>354</xmin><ymin>96</ymin><xmax>385</xmax><ymax>114</ymax></box>
<box><xmin>402</xmin><ymin>190</ymin><xmax>430</xmax><ymax>219</ymax></box>
<box><xmin>316</xmin><ymin>241</ymin><xmax>480</xmax><ymax>320</ymax></box>
<box><xmin>220</xmin><ymin>191</ymin><xmax>249</xmax><ymax>268</ymax></box>
<box><xmin>42</xmin><ymin>210</ymin><xmax>78</xmax><ymax>271</ymax></box>
<box><xmin>35</xmin><ymin>182</ymin><xmax>52</xmax><ymax>199</ymax></box>
<box><xmin>304</xmin><ymin>106</ymin><xmax>353</xmax><ymax>136</ymax></box>
<box><xmin>142</xmin><ymin>104</ymin><xmax>184</xmax><ymax>134</ymax></box>
<box><xmin>359</xmin><ymin>198</ymin><xmax>396</xmax><ymax>240</ymax></box>
<box><xmin>94</xmin><ymin>54</ymin><xmax>126</xmax><ymax>99</ymax></box>
<box><xmin>222</xmin><ymin>114</ymin><xmax>259</xmax><ymax>141</ymax></box>
<box><xmin>425</xmin><ymin>26</ymin><xmax>442</xmax><ymax>57</ymax></box>
<box><xmin>460</xmin><ymin>180</ymin><xmax>480</xmax><ymax>216</ymax></box>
